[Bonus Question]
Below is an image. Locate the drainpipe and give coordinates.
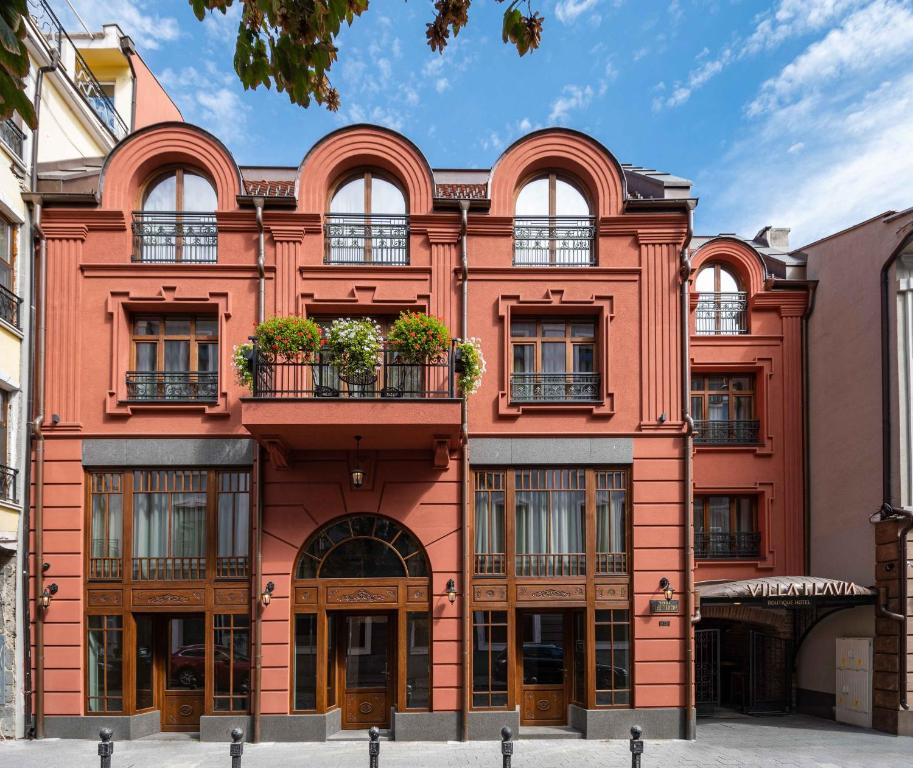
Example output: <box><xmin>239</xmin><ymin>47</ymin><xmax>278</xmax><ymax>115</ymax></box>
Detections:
<box><xmin>254</xmin><ymin>197</ymin><xmax>265</xmax><ymax>324</ymax></box>
<box><xmin>458</xmin><ymin>200</ymin><xmax>471</xmax><ymax>741</ymax></box>
<box><xmin>252</xmin><ymin>445</ymin><xmax>264</xmax><ymax>741</ymax></box>
<box><xmin>678</xmin><ymin>205</ymin><xmax>696</xmax><ymax>740</ymax></box>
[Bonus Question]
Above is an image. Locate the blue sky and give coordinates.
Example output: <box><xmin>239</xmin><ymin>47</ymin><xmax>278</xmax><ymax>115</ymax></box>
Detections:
<box><xmin>61</xmin><ymin>0</ymin><xmax>913</xmax><ymax>247</ymax></box>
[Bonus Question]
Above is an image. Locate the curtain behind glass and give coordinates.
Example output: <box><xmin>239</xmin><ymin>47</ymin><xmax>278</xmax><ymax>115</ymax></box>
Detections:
<box><xmin>550</xmin><ymin>491</ymin><xmax>584</xmax><ymax>553</ymax></box>
<box><xmin>515</xmin><ymin>491</ymin><xmax>548</xmax><ymax>553</ymax></box>
<box><xmin>172</xmin><ymin>493</ymin><xmax>206</xmax><ymax>557</ymax></box>
<box><xmin>474</xmin><ymin>491</ymin><xmax>505</xmax><ymax>554</ymax></box>
<box><xmin>133</xmin><ymin>492</ymin><xmax>167</xmax><ymax>557</ymax></box>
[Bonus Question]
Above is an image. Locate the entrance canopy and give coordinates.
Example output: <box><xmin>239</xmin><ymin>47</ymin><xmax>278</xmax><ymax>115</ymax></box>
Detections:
<box><xmin>698</xmin><ymin>576</ymin><xmax>876</xmax><ymax>609</ymax></box>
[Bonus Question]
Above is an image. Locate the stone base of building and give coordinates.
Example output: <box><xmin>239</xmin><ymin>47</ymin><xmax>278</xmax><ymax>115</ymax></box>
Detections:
<box><xmin>465</xmin><ymin>708</ymin><xmax>520</xmax><ymax>740</ymax></box>
<box><xmin>569</xmin><ymin>704</ymin><xmax>691</xmax><ymax>740</ymax></box>
<box><xmin>200</xmin><ymin>715</ymin><xmax>252</xmax><ymax>742</ymax></box>
<box><xmin>392</xmin><ymin>710</ymin><xmax>460</xmax><ymax>741</ymax></box>
<box><xmin>44</xmin><ymin>710</ymin><xmax>161</xmax><ymax>740</ymax></box>
<box><xmin>259</xmin><ymin>708</ymin><xmax>342</xmax><ymax>741</ymax></box>
<box><xmin>874</xmin><ymin>706</ymin><xmax>913</xmax><ymax>736</ymax></box>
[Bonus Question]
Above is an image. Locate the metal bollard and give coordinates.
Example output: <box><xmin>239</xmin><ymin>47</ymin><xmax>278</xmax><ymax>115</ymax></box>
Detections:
<box><xmin>230</xmin><ymin>727</ymin><xmax>244</xmax><ymax>768</ymax></box>
<box><xmin>98</xmin><ymin>728</ymin><xmax>114</xmax><ymax>768</ymax></box>
<box><xmin>500</xmin><ymin>726</ymin><xmax>513</xmax><ymax>768</ymax></box>
<box><xmin>368</xmin><ymin>726</ymin><xmax>380</xmax><ymax>768</ymax></box>
<box><xmin>629</xmin><ymin>725</ymin><xmax>643</xmax><ymax>768</ymax></box>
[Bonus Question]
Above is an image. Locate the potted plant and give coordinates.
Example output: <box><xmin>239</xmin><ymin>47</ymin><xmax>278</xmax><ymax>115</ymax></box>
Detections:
<box><xmin>326</xmin><ymin>317</ymin><xmax>383</xmax><ymax>385</ymax></box>
<box><xmin>232</xmin><ymin>342</ymin><xmax>255</xmax><ymax>390</ymax></box>
<box><xmin>254</xmin><ymin>316</ymin><xmax>322</xmax><ymax>361</ymax></box>
<box><xmin>387</xmin><ymin>311</ymin><xmax>451</xmax><ymax>363</ymax></box>
<box><xmin>454</xmin><ymin>337</ymin><xmax>486</xmax><ymax>396</ymax></box>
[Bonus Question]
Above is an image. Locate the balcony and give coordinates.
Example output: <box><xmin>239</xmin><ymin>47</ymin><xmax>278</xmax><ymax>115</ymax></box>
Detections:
<box><xmin>0</xmin><ymin>284</ymin><xmax>22</xmax><ymax>330</ymax></box>
<box><xmin>241</xmin><ymin>343</ymin><xmax>461</xmax><ymax>452</ymax></box>
<box><xmin>515</xmin><ymin>552</ymin><xmax>586</xmax><ymax>577</ymax></box>
<box><xmin>695</xmin><ymin>292</ymin><xmax>748</xmax><ymax>335</ymax></box>
<box><xmin>695</xmin><ymin>532</ymin><xmax>761</xmax><ymax>560</ymax></box>
<box><xmin>324</xmin><ymin>213</ymin><xmax>409</xmax><ymax>265</ymax></box>
<box><xmin>513</xmin><ymin>216</ymin><xmax>596</xmax><ymax>267</ymax></box>
<box><xmin>510</xmin><ymin>372</ymin><xmax>601</xmax><ymax>402</ymax></box>
<box><xmin>133</xmin><ymin>556</ymin><xmax>206</xmax><ymax>581</ymax></box>
<box><xmin>0</xmin><ymin>119</ymin><xmax>25</xmax><ymax>161</ymax></box>
<box><xmin>126</xmin><ymin>371</ymin><xmax>218</xmax><ymax>402</ymax></box>
<box><xmin>0</xmin><ymin>464</ymin><xmax>18</xmax><ymax>504</ymax></box>
<box><xmin>131</xmin><ymin>212</ymin><xmax>218</xmax><ymax>264</ymax></box>
<box><xmin>694</xmin><ymin>419</ymin><xmax>760</xmax><ymax>445</ymax></box>
<box><xmin>27</xmin><ymin>0</ymin><xmax>128</xmax><ymax>139</ymax></box>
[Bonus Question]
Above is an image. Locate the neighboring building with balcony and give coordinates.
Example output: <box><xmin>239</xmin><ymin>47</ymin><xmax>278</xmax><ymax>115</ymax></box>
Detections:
<box><xmin>25</xmin><ymin>120</ymin><xmax>828</xmax><ymax>742</ymax></box>
<box><xmin>0</xmin><ymin>2</ymin><xmax>182</xmax><ymax>739</ymax></box>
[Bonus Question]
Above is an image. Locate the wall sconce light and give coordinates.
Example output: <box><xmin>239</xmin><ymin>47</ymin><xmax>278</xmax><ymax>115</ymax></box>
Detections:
<box><xmin>659</xmin><ymin>577</ymin><xmax>674</xmax><ymax>602</ymax></box>
<box><xmin>351</xmin><ymin>435</ymin><xmax>365</xmax><ymax>489</ymax></box>
<box><xmin>260</xmin><ymin>581</ymin><xmax>275</xmax><ymax>608</ymax></box>
<box><xmin>446</xmin><ymin>578</ymin><xmax>457</xmax><ymax>604</ymax></box>
<box><xmin>39</xmin><ymin>583</ymin><xmax>58</xmax><ymax>610</ymax></box>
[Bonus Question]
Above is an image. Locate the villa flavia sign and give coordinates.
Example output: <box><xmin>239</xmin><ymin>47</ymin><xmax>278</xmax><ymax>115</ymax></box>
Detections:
<box><xmin>649</xmin><ymin>599</ymin><xmax>680</xmax><ymax>615</ymax></box>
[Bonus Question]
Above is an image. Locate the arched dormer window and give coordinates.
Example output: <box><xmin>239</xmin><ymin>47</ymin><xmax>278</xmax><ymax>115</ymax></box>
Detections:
<box><xmin>695</xmin><ymin>262</ymin><xmax>748</xmax><ymax>335</ymax></box>
<box><xmin>134</xmin><ymin>169</ymin><xmax>217</xmax><ymax>264</ymax></box>
<box><xmin>513</xmin><ymin>173</ymin><xmax>595</xmax><ymax>267</ymax></box>
<box><xmin>325</xmin><ymin>171</ymin><xmax>409</xmax><ymax>265</ymax></box>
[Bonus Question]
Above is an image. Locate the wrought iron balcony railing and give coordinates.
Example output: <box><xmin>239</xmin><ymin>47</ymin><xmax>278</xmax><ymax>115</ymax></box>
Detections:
<box><xmin>695</xmin><ymin>292</ymin><xmax>748</xmax><ymax>335</ymax></box>
<box><xmin>132</xmin><ymin>212</ymin><xmax>218</xmax><ymax>263</ymax></box>
<box><xmin>0</xmin><ymin>119</ymin><xmax>26</xmax><ymax>161</ymax></box>
<box><xmin>26</xmin><ymin>0</ymin><xmax>128</xmax><ymax>139</ymax></box>
<box><xmin>251</xmin><ymin>343</ymin><xmax>455</xmax><ymax>399</ymax></box>
<box><xmin>694</xmin><ymin>531</ymin><xmax>761</xmax><ymax>559</ymax></box>
<box><xmin>513</xmin><ymin>216</ymin><xmax>596</xmax><ymax>267</ymax></box>
<box><xmin>0</xmin><ymin>464</ymin><xmax>18</xmax><ymax>504</ymax></box>
<box><xmin>324</xmin><ymin>213</ymin><xmax>409</xmax><ymax>265</ymax></box>
<box><xmin>0</xmin><ymin>284</ymin><xmax>22</xmax><ymax>329</ymax></box>
<box><xmin>126</xmin><ymin>371</ymin><xmax>218</xmax><ymax>402</ymax></box>
<box><xmin>694</xmin><ymin>419</ymin><xmax>761</xmax><ymax>445</ymax></box>
<box><xmin>510</xmin><ymin>372</ymin><xmax>601</xmax><ymax>402</ymax></box>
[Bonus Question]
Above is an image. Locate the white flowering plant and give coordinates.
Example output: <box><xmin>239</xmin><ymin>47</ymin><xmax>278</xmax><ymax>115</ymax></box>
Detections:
<box><xmin>232</xmin><ymin>342</ymin><xmax>254</xmax><ymax>390</ymax></box>
<box><xmin>326</xmin><ymin>317</ymin><xmax>383</xmax><ymax>381</ymax></box>
<box><xmin>455</xmin><ymin>337</ymin><xmax>485</xmax><ymax>396</ymax></box>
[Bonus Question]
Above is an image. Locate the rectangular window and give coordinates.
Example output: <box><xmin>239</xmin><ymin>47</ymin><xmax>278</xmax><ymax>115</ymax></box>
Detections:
<box><xmin>474</xmin><ymin>471</ymin><xmax>506</xmax><ymax>576</ymax></box>
<box><xmin>691</xmin><ymin>374</ymin><xmax>759</xmax><ymax>444</ymax></box>
<box><xmin>515</xmin><ymin>469</ymin><xmax>585</xmax><ymax>576</ymax></box>
<box><xmin>0</xmin><ymin>219</ymin><xmax>11</xmax><ymax>290</ymax></box>
<box><xmin>135</xmin><ymin>614</ymin><xmax>154</xmax><ymax>710</ymax></box>
<box><xmin>406</xmin><ymin>612</ymin><xmax>430</xmax><ymax>709</ymax></box>
<box><xmin>596</xmin><ymin>470</ymin><xmax>627</xmax><ymax>574</ymax></box>
<box><xmin>0</xmin><ymin>389</ymin><xmax>7</xmax><ymax>464</ymax></box>
<box><xmin>87</xmin><ymin>615</ymin><xmax>124</xmax><ymax>712</ymax></box>
<box><xmin>217</xmin><ymin>471</ymin><xmax>250</xmax><ymax>578</ymax></box>
<box><xmin>326</xmin><ymin>615</ymin><xmax>337</xmax><ymax>708</ymax></box>
<box><xmin>128</xmin><ymin>315</ymin><xmax>218</xmax><ymax>401</ymax></box>
<box><xmin>694</xmin><ymin>495</ymin><xmax>760</xmax><ymax>559</ymax></box>
<box><xmin>89</xmin><ymin>472</ymin><xmax>123</xmax><ymax>580</ymax></box>
<box><xmin>472</xmin><ymin>610</ymin><xmax>508</xmax><ymax>708</ymax></box>
<box><xmin>294</xmin><ymin>614</ymin><xmax>318</xmax><ymax>710</ymax></box>
<box><xmin>595</xmin><ymin>609</ymin><xmax>630</xmax><ymax>706</ymax></box>
<box><xmin>132</xmin><ymin>470</ymin><xmax>207</xmax><ymax>580</ymax></box>
<box><xmin>510</xmin><ymin>318</ymin><xmax>599</xmax><ymax>402</ymax></box>
<box><xmin>213</xmin><ymin>614</ymin><xmax>251</xmax><ymax>712</ymax></box>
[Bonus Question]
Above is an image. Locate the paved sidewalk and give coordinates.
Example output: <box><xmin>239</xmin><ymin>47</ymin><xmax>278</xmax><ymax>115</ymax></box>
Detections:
<box><xmin>1</xmin><ymin>715</ymin><xmax>910</xmax><ymax>768</ymax></box>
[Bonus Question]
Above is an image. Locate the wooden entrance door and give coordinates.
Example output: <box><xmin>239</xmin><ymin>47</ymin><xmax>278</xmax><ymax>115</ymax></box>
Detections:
<box><xmin>161</xmin><ymin>614</ymin><xmax>206</xmax><ymax>732</ymax></box>
<box><xmin>341</xmin><ymin>613</ymin><xmax>394</xmax><ymax>729</ymax></box>
<box><xmin>519</xmin><ymin>611</ymin><xmax>568</xmax><ymax>725</ymax></box>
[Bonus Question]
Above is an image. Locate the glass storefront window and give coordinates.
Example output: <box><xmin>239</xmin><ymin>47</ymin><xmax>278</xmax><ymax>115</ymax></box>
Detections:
<box><xmin>89</xmin><ymin>473</ymin><xmax>123</xmax><ymax>580</ymax></box>
<box><xmin>214</xmin><ymin>614</ymin><xmax>251</xmax><ymax>712</ymax></box>
<box><xmin>294</xmin><ymin>614</ymin><xmax>318</xmax><ymax>710</ymax></box>
<box><xmin>406</xmin><ymin>612</ymin><xmax>430</xmax><ymax>709</ymax></box>
<box><xmin>595</xmin><ymin>609</ymin><xmax>630</xmax><ymax>706</ymax></box>
<box><xmin>87</xmin><ymin>615</ymin><xmax>123</xmax><ymax>713</ymax></box>
<box><xmin>472</xmin><ymin>610</ymin><xmax>508</xmax><ymax>708</ymax></box>
<box><xmin>135</xmin><ymin>614</ymin><xmax>154</xmax><ymax>710</ymax></box>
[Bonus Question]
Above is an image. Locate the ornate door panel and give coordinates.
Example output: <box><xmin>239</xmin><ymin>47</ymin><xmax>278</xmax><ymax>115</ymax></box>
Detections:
<box><xmin>519</xmin><ymin>612</ymin><xmax>568</xmax><ymax>725</ymax></box>
<box><xmin>341</xmin><ymin>613</ymin><xmax>393</xmax><ymax>729</ymax></box>
<box><xmin>162</xmin><ymin>615</ymin><xmax>205</xmax><ymax>732</ymax></box>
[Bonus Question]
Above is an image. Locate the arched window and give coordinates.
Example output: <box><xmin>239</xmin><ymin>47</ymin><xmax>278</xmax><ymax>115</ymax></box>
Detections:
<box><xmin>295</xmin><ymin>514</ymin><xmax>428</xmax><ymax>579</ymax></box>
<box><xmin>136</xmin><ymin>169</ymin><xmax>217</xmax><ymax>263</ymax></box>
<box><xmin>513</xmin><ymin>173</ymin><xmax>594</xmax><ymax>267</ymax></box>
<box><xmin>326</xmin><ymin>171</ymin><xmax>408</xmax><ymax>265</ymax></box>
<box><xmin>695</xmin><ymin>262</ymin><xmax>748</xmax><ymax>335</ymax></box>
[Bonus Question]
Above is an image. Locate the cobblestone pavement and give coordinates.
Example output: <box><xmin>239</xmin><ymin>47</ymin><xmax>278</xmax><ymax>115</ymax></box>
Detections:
<box><xmin>0</xmin><ymin>715</ymin><xmax>910</xmax><ymax>768</ymax></box>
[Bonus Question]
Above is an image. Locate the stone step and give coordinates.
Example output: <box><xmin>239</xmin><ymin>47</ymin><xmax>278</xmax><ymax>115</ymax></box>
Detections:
<box><xmin>328</xmin><ymin>728</ymin><xmax>393</xmax><ymax>741</ymax></box>
<box><xmin>518</xmin><ymin>725</ymin><xmax>584</xmax><ymax>739</ymax></box>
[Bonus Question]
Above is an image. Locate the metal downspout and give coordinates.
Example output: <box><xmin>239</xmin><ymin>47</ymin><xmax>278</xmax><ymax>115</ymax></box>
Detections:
<box><xmin>459</xmin><ymin>200</ymin><xmax>470</xmax><ymax>741</ymax></box>
<box><xmin>254</xmin><ymin>197</ymin><xmax>265</xmax><ymax>324</ymax></box>
<box><xmin>679</xmin><ymin>206</ymin><xmax>696</xmax><ymax>740</ymax></box>
<box><xmin>252</xmin><ymin>198</ymin><xmax>265</xmax><ymax>741</ymax></box>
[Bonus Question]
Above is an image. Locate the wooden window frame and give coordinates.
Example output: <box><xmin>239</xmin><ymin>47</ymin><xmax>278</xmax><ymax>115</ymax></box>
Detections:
<box><xmin>594</xmin><ymin>609</ymin><xmax>631</xmax><ymax>707</ymax></box>
<box><xmin>694</xmin><ymin>495</ymin><xmax>758</xmax><ymax>534</ymax></box>
<box><xmin>690</xmin><ymin>373</ymin><xmax>756</xmax><ymax>421</ymax></box>
<box><xmin>697</xmin><ymin>262</ymin><xmax>741</xmax><ymax>293</ymax></box>
<box><xmin>327</xmin><ymin>171</ymin><xmax>408</xmax><ymax>264</ymax></box>
<box><xmin>510</xmin><ymin>317</ymin><xmax>597</xmax><ymax>376</ymax></box>
<box><xmin>139</xmin><ymin>168</ymin><xmax>217</xmax><ymax>263</ymax></box>
<box><xmin>88</xmin><ymin>472</ymin><xmax>124</xmax><ymax>580</ymax></box>
<box><xmin>212</xmin><ymin>613</ymin><xmax>251</xmax><ymax>713</ymax></box>
<box><xmin>473</xmin><ymin>471</ymin><xmax>506</xmax><ymax>576</ymax></box>
<box><xmin>471</xmin><ymin>609</ymin><xmax>510</xmax><ymax>709</ymax></box>
<box><xmin>0</xmin><ymin>217</ymin><xmax>13</xmax><ymax>291</ymax></box>
<box><xmin>130</xmin><ymin>314</ymin><xmax>218</xmax><ymax>374</ymax></box>
<box><xmin>0</xmin><ymin>389</ymin><xmax>8</xmax><ymax>465</ymax></box>
<box><xmin>86</xmin><ymin>614</ymin><xmax>125</xmax><ymax>713</ymax></box>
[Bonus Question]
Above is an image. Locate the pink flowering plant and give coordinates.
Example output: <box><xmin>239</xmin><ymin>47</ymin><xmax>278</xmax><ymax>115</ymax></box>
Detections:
<box><xmin>254</xmin><ymin>316</ymin><xmax>322</xmax><ymax>361</ymax></box>
<box><xmin>387</xmin><ymin>311</ymin><xmax>451</xmax><ymax>363</ymax></box>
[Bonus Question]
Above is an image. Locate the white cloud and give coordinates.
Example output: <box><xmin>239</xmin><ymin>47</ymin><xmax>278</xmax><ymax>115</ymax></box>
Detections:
<box><xmin>549</xmin><ymin>84</ymin><xmax>594</xmax><ymax>123</ymax></box>
<box><xmin>159</xmin><ymin>65</ymin><xmax>249</xmax><ymax>143</ymax></box>
<box><xmin>201</xmin><ymin>3</ymin><xmax>241</xmax><ymax>44</ymax></box>
<box><xmin>63</xmin><ymin>0</ymin><xmax>180</xmax><ymax>50</ymax></box>
<box><xmin>747</xmin><ymin>0</ymin><xmax>913</xmax><ymax>115</ymax></box>
<box><xmin>435</xmin><ymin>78</ymin><xmax>450</xmax><ymax>94</ymax></box>
<box><xmin>555</xmin><ymin>0</ymin><xmax>600</xmax><ymax>24</ymax></box>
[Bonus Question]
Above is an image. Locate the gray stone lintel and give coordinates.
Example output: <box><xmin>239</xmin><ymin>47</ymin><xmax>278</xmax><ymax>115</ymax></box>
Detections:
<box><xmin>392</xmin><ymin>710</ymin><xmax>461</xmax><ymax>741</ymax></box>
<box><xmin>468</xmin><ymin>437</ymin><xmax>633</xmax><ymax>466</ymax></box>
<box><xmin>83</xmin><ymin>438</ymin><xmax>253</xmax><ymax>467</ymax></box>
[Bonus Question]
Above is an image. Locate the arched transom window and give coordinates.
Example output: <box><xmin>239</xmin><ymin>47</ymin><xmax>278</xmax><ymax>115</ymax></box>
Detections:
<box><xmin>326</xmin><ymin>171</ymin><xmax>408</xmax><ymax>265</ymax></box>
<box><xmin>136</xmin><ymin>169</ymin><xmax>217</xmax><ymax>263</ymax></box>
<box><xmin>513</xmin><ymin>173</ymin><xmax>594</xmax><ymax>267</ymax></box>
<box><xmin>296</xmin><ymin>514</ymin><xmax>428</xmax><ymax>579</ymax></box>
<box><xmin>695</xmin><ymin>262</ymin><xmax>748</xmax><ymax>335</ymax></box>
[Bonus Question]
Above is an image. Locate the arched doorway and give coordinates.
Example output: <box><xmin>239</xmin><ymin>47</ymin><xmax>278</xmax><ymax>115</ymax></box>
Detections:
<box><xmin>292</xmin><ymin>514</ymin><xmax>432</xmax><ymax>730</ymax></box>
